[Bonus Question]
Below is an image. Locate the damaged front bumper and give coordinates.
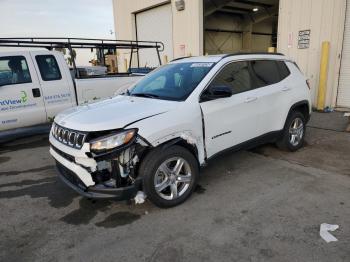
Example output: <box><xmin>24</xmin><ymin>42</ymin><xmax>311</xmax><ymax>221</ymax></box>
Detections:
<box><xmin>49</xmin><ymin>131</ymin><xmax>147</xmax><ymax>200</ymax></box>
<box><xmin>56</xmin><ymin>159</ymin><xmax>141</xmax><ymax>199</ymax></box>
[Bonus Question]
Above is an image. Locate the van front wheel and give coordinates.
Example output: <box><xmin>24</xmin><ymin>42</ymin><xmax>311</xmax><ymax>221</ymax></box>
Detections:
<box><xmin>139</xmin><ymin>145</ymin><xmax>199</xmax><ymax>208</ymax></box>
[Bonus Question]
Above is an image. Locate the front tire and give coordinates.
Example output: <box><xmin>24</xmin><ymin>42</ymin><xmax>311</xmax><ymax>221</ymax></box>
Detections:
<box><xmin>139</xmin><ymin>145</ymin><xmax>199</xmax><ymax>208</ymax></box>
<box><xmin>276</xmin><ymin>111</ymin><xmax>306</xmax><ymax>151</ymax></box>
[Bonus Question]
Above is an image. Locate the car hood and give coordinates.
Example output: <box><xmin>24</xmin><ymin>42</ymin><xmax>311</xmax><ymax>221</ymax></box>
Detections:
<box><xmin>55</xmin><ymin>95</ymin><xmax>179</xmax><ymax>131</ymax></box>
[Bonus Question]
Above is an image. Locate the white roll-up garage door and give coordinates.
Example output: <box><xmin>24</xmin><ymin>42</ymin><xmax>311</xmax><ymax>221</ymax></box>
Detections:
<box><xmin>338</xmin><ymin>3</ymin><xmax>350</xmax><ymax>108</ymax></box>
<box><xmin>136</xmin><ymin>4</ymin><xmax>173</xmax><ymax>68</ymax></box>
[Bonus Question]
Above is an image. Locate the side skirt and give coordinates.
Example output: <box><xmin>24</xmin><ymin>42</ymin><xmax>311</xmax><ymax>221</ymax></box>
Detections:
<box><xmin>204</xmin><ymin>130</ymin><xmax>283</xmax><ymax>164</ymax></box>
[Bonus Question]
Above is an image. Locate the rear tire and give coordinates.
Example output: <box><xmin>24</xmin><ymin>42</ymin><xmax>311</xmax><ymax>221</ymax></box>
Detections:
<box><xmin>139</xmin><ymin>145</ymin><xmax>199</xmax><ymax>208</ymax></box>
<box><xmin>276</xmin><ymin>111</ymin><xmax>306</xmax><ymax>152</ymax></box>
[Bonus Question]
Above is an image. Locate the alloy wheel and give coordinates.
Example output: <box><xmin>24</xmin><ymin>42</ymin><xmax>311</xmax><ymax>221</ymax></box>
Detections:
<box><xmin>154</xmin><ymin>157</ymin><xmax>192</xmax><ymax>200</ymax></box>
<box><xmin>289</xmin><ymin>117</ymin><xmax>304</xmax><ymax>146</ymax></box>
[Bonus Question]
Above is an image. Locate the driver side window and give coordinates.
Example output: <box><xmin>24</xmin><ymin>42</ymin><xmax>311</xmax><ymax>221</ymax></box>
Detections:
<box><xmin>0</xmin><ymin>56</ymin><xmax>32</xmax><ymax>86</ymax></box>
<box><xmin>210</xmin><ymin>61</ymin><xmax>252</xmax><ymax>95</ymax></box>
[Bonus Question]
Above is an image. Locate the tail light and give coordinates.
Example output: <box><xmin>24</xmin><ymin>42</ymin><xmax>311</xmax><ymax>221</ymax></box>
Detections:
<box><xmin>306</xmin><ymin>80</ymin><xmax>311</xmax><ymax>90</ymax></box>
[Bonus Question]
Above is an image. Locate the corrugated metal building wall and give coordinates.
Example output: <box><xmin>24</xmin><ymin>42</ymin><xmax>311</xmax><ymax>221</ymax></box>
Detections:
<box><xmin>114</xmin><ymin>0</ymin><xmax>350</xmax><ymax>109</ymax></box>
<box><xmin>338</xmin><ymin>1</ymin><xmax>350</xmax><ymax>108</ymax></box>
<box><xmin>277</xmin><ymin>0</ymin><xmax>347</xmax><ymax>108</ymax></box>
<box><xmin>113</xmin><ymin>0</ymin><xmax>203</xmax><ymax>70</ymax></box>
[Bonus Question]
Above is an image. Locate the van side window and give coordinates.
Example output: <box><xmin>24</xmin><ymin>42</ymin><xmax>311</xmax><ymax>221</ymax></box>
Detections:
<box><xmin>0</xmin><ymin>56</ymin><xmax>32</xmax><ymax>86</ymax></box>
<box><xmin>35</xmin><ymin>55</ymin><xmax>62</xmax><ymax>81</ymax></box>
<box><xmin>210</xmin><ymin>61</ymin><xmax>252</xmax><ymax>95</ymax></box>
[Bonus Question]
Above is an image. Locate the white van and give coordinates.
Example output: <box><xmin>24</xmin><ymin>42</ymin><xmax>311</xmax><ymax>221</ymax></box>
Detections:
<box><xmin>0</xmin><ymin>50</ymin><xmax>143</xmax><ymax>131</ymax></box>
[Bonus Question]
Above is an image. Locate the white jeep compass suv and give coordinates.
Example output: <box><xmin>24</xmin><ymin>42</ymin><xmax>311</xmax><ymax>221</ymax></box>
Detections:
<box><xmin>49</xmin><ymin>53</ymin><xmax>311</xmax><ymax>208</ymax></box>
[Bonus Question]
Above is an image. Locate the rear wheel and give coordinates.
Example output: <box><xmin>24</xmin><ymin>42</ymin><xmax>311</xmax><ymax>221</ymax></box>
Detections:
<box><xmin>139</xmin><ymin>145</ymin><xmax>199</xmax><ymax>208</ymax></box>
<box><xmin>276</xmin><ymin>111</ymin><xmax>306</xmax><ymax>151</ymax></box>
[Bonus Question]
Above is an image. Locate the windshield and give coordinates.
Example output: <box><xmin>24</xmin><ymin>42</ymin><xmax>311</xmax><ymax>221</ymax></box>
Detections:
<box><xmin>129</xmin><ymin>62</ymin><xmax>214</xmax><ymax>101</ymax></box>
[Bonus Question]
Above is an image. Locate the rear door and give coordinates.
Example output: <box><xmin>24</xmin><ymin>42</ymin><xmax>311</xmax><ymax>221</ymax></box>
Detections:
<box><xmin>31</xmin><ymin>52</ymin><xmax>75</xmax><ymax>119</ymax></box>
<box><xmin>0</xmin><ymin>53</ymin><xmax>47</xmax><ymax>131</ymax></box>
<box><xmin>249</xmin><ymin>60</ymin><xmax>292</xmax><ymax>134</ymax></box>
<box><xmin>200</xmin><ymin>61</ymin><xmax>261</xmax><ymax>157</ymax></box>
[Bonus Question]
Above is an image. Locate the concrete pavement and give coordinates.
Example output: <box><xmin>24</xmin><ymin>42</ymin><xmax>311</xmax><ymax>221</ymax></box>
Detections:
<box><xmin>0</xmin><ymin>121</ymin><xmax>349</xmax><ymax>261</ymax></box>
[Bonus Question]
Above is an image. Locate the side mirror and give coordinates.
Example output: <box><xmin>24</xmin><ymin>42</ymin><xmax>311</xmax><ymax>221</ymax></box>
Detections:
<box><xmin>200</xmin><ymin>84</ymin><xmax>232</xmax><ymax>102</ymax></box>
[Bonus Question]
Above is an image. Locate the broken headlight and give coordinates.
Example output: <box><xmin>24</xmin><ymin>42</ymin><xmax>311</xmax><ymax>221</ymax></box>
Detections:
<box><xmin>90</xmin><ymin>129</ymin><xmax>137</xmax><ymax>154</ymax></box>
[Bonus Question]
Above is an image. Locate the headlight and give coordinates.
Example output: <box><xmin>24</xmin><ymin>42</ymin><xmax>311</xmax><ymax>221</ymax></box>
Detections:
<box><xmin>90</xmin><ymin>129</ymin><xmax>137</xmax><ymax>153</ymax></box>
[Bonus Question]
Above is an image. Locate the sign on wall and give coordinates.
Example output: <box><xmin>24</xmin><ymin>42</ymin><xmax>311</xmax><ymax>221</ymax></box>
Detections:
<box><xmin>298</xmin><ymin>30</ymin><xmax>311</xmax><ymax>49</ymax></box>
<box><xmin>179</xmin><ymin>44</ymin><xmax>186</xmax><ymax>56</ymax></box>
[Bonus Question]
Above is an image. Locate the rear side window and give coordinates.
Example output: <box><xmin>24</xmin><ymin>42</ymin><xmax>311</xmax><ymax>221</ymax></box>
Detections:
<box><xmin>0</xmin><ymin>56</ymin><xmax>32</xmax><ymax>86</ymax></box>
<box><xmin>276</xmin><ymin>61</ymin><xmax>291</xmax><ymax>79</ymax></box>
<box><xmin>250</xmin><ymin>60</ymin><xmax>291</xmax><ymax>88</ymax></box>
<box><xmin>251</xmin><ymin>60</ymin><xmax>281</xmax><ymax>88</ymax></box>
<box><xmin>210</xmin><ymin>61</ymin><xmax>252</xmax><ymax>95</ymax></box>
<box><xmin>35</xmin><ymin>55</ymin><xmax>62</xmax><ymax>81</ymax></box>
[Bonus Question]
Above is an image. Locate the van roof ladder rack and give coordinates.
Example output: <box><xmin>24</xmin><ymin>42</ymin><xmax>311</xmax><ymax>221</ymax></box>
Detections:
<box><xmin>0</xmin><ymin>37</ymin><xmax>164</xmax><ymax>76</ymax></box>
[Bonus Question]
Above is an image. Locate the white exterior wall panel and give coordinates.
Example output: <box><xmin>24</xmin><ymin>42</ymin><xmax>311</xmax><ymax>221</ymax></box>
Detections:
<box><xmin>278</xmin><ymin>0</ymin><xmax>346</xmax><ymax>108</ymax></box>
<box><xmin>136</xmin><ymin>4</ymin><xmax>173</xmax><ymax>67</ymax></box>
<box><xmin>113</xmin><ymin>0</ymin><xmax>203</xmax><ymax>71</ymax></box>
<box><xmin>338</xmin><ymin>1</ymin><xmax>350</xmax><ymax>108</ymax></box>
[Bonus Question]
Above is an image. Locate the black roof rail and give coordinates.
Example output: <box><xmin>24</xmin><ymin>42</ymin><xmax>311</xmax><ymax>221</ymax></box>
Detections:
<box><xmin>170</xmin><ymin>52</ymin><xmax>285</xmax><ymax>63</ymax></box>
<box><xmin>221</xmin><ymin>52</ymin><xmax>285</xmax><ymax>59</ymax></box>
<box><xmin>170</xmin><ymin>56</ymin><xmax>192</xmax><ymax>62</ymax></box>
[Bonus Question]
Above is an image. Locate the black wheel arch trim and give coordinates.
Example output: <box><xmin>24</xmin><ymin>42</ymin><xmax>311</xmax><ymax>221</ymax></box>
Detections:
<box><xmin>288</xmin><ymin>100</ymin><xmax>311</xmax><ymax>123</ymax></box>
<box><xmin>156</xmin><ymin>137</ymin><xmax>200</xmax><ymax>163</ymax></box>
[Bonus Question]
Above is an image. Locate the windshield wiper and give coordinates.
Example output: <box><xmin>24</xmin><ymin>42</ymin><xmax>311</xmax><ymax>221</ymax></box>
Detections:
<box><xmin>121</xmin><ymin>89</ymin><xmax>131</xmax><ymax>96</ymax></box>
<box><xmin>131</xmin><ymin>93</ymin><xmax>160</xmax><ymax>99</ymax></box>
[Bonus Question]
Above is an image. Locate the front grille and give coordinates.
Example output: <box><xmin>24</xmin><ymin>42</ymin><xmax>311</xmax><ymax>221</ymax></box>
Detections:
<box><xmin>52</xmin><ymin>123</ymin><xmax>86</xmax><ymax>149</ymax></box>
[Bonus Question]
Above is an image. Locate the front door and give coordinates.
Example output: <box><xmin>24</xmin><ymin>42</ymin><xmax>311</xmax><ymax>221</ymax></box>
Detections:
<box><xmin>200</xmin><ymin>61</ymin><xmax>260</xmax><ymax>158</ymax></box>
<box><xmin>0</xmin><ymin>53</ymin><xmax>47</xmax><ymax>131</ymax></box>
<box><xmin>31</xmin><ymin>52</ymin><xmax>74</xmax><ymax>119</ymax></box>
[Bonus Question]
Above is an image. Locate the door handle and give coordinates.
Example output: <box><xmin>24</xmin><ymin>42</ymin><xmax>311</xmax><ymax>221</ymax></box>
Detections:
<box><xmin>32</xmin><ymin>88</ymin><xmax>41</xmax><ymax>97</ymax></box>
<box><xmin>281</xmin><ymin>86</ymin><xmax>291</xmax><ymax>92</ymax></box>
<box><xmin>244</xmin><ymin>97</ymin><xmax>257</xmax><ymax>103</ymax></box>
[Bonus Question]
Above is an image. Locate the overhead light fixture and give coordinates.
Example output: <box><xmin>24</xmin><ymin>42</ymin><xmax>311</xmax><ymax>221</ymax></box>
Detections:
<box><xmin>253</xmin><ymin>7</ymin><xmax>259</xmax><ymax>12</ymax></box>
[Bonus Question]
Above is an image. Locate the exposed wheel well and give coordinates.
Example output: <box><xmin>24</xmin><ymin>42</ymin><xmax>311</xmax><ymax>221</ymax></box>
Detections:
<box><xmin>160</xmin><ymin>138</ymin><xmax>199</xmax><ymax>161</ymax></box>
<box><xmin>289</xmin><ymin>101</ymin><xmax>310</xmax><ymax>123</ymax></box>
<box><xmin>135</xmin><ymin>137</ymin><xmax>200</xmax><ymax>179</ymax></box>
<box><xmin>173</xmin><ymin>139</ymin><xmax>199</xmax><ymax>160</ymax></box>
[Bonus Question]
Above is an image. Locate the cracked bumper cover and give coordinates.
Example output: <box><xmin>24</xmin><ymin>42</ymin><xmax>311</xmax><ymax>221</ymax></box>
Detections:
<box><xmin>50</xmin><ymin>146</ymin><xmax>142</xmax><ymax>200</ymax></box>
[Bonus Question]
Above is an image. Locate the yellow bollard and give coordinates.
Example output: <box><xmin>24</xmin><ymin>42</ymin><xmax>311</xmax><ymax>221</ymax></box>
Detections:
<box><xmin>163</xmin><ymin>55</ymin><xmax>168</xmax><ymax>64</ymax></box>
<box><xmin>317</xmin><ymin>41</ymin><xmax>330</xmax><ymax>111</ymax></box>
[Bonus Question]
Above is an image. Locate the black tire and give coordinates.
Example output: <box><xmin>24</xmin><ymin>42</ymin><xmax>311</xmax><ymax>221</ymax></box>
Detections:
<box><xmin>139</xmin><ymin>145</ymin><xmax>199</xmax><ymax>208</ymax></box>
<box><xmin>276</xmin><ymin>110</ymin><xmax>306</xmax><ymax>152</ymax></box>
